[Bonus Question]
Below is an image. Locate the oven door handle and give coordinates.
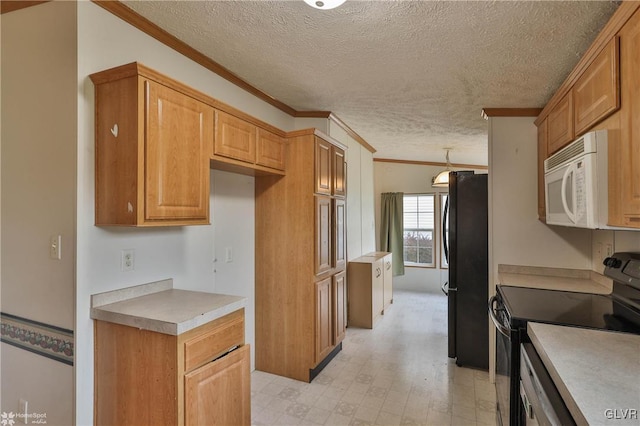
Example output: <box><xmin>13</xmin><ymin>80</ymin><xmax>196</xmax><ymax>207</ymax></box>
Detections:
<box><xmin>488</xmin><ymin>295</ymin><xmax>511</xmax><ymax>338</ymax></box>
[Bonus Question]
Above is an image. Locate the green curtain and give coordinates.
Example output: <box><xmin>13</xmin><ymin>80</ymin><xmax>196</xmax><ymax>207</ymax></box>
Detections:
<box><xmin>380</xmin><ymin>192</ymin><xmax>405</xmax><ymax>276</ymax></box>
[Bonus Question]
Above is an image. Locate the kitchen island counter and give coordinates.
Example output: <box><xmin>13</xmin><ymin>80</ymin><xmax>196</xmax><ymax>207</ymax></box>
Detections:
<box><xmin>528</xmin><ymin>322</ymin><xmax>640</xmax><ymax>425</ymax></box>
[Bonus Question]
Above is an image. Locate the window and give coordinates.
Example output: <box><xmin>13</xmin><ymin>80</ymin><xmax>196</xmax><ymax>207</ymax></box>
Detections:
<box><xmin>403</xmin><ymin>194</ymin><xmax>435</xmax><ymax>267</ymax></box>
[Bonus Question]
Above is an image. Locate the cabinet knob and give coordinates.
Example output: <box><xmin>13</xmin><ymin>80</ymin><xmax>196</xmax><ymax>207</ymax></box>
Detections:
<box><xmin>110</xmin><ymin>123</ymin><xmax>119</xmax><ymax>138</ymax></box>
<box><xmin>127</xmin><ymin>202</ymin><xmax>134</xmax><ymax>213</ymax></box>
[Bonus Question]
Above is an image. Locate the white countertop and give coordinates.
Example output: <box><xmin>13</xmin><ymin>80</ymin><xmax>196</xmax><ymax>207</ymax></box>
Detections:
<box><xmin>498</xmin><ymin>264</ymin><xmax>612</xmax><ymax>294</ymax></box>
<box><xmin>90</xmin><ymin>279</ymin><xmax>246</xmax><ymax>335</ymax></box>
<box><xmin>528</xmin><ymin>322</ymin><xmax>640</xmax><ymax>425</ymax></box>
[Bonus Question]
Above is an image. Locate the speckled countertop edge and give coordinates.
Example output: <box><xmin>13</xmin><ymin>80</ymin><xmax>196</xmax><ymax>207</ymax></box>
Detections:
<box><xmin>90</xmin><ymin>281</ymin><xmax>246</xmax><ymax>335</ymax></box>
<box><xmin>498</xmin><ymin>264</ymin><xmax>612</xmax><ymax>294</ymax></box>
<box><xmin>528</xmin><ymin>322</ymin><xmax>640</xmax><ymax>425</ymax></box>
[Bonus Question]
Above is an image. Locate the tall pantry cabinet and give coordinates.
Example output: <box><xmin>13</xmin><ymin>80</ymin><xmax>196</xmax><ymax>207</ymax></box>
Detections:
<box><xmin>256</xmin><ymin>129</ymin><xmax>347</xmax><ymax>382</ymax></box>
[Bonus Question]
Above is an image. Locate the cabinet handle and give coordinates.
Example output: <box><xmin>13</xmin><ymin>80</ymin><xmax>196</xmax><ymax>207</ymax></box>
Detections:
<box><xmin>386</xmin><ymin>262</ymin><xmax>391</xmax><ymax>270</ymax></box>
<box><xmin>375</xmin><ymin>268</ymin><xmax>381</xmax><ymax>278</ymax></box>
<box><xmin>110</xmin><ymin>123</ymin><xmax>119</xmax><ymax>138</ymax></box>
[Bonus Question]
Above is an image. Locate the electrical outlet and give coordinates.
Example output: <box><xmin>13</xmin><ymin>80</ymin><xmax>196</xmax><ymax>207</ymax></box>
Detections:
<box><xmin>50</xmin><ymin>235</ymin><xmax>61</xmax><ymax>260</ymax></box>
<box><xmin>606</xmin><ymin>243</ymin><xmax>613</xmax><ymax>258</ymax></box>
<box><xmin>121</xmin><ymin>249</ymin><xmax>135</xmax><ymax>272</ymax></box>
<box><xmin>19</xmin><ymin>398</ymin><xmax>28</xmax><ymax>424</ymax></box>
<box><xmin>225</xmin><ymin>247</ymin><xmax>233</xmax><ymax>263</ymax></box>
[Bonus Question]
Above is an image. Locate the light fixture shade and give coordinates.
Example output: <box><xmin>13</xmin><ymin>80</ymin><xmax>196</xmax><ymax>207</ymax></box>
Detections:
<box><xmin>303</xmin><ymin>0</ymin><xmax>346</xmax><ymax>10</ymax></box>
<box><xmin>431</xmin><ymin>170</ymin><xmax>450</xmax><ymax>187</ymax></box>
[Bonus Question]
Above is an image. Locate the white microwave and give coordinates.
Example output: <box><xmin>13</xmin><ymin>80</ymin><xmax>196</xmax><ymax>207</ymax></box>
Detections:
<box><xmin>544</xmin><ymin>130</ymin><xmax>612</xmax><ymax>229</ymax></box>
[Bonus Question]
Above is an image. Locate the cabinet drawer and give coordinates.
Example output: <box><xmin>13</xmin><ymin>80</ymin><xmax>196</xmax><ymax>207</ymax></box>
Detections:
<box><xmin>184</xmin><ymin>313</ymin><xmax>244</xmax><ymax>372</ymax></box>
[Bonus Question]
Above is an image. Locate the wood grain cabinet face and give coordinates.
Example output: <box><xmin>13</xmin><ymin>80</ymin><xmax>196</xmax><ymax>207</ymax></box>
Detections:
<box><xmin>333</xmin><ymin>271</ymin><xmax>347</xmax><ymax>344</ymax></box>
<box><xmin>547</xmin><ymin>91</ymin><xmax>575</xmax><ymax>155</ymax></box>
<box><xmin>94</xmin><ymin>309</ymin><xmax>249</xmax><ymax>426</ymax></box>
<box><xmin>91</xmin><ymin>72</ymin><xmax>211</xmax><ymax>226</ymax></box>
<box><xmin>214</xmin><ymin>110</ymin><xmax>257</xmax><ymax>164</ymax></box>
<box><xmin>315</xmin><ymin>137</ymin><xmax>332</xmax><ymax>195</ymax></box>
<box><xmin>333</xmin><ymin>146</ymin><xmax>346</xmax><ymax>197</ymax></box>
<box><xmin>333</xmin><ymin>198</ymin><xmax>346</xmax><ymax>271</ymax></box>
<box><xmin>537</xmin><ymin>118</ymin><xmax>548</xmax><ymax>222</ymax></box>
<box><xmin>619</xmin><ymin>9</ymin><xmax>640</xmax><ymax>226</ymax></box>
<box><xmin>256</xmin><ymin>129</ymin><xmax>286</xmax><ymax>171</ymax></box>
<box><xmin>573</xmin><ymin>37</ymin><xmax>620</xmax><ymax>136</ymax></box>
<box><xmin>315</xmin><ymin>195</ymin><xmax>332</xmax><ymax>275</ymax></box>
<box><xmin>315</xmin><ymin>277</ymin><xmax>333</xmax><ymax>364</ymax></box>
<box><xmin>145</xmin><ymin>81</ymin><xmax>212</xmax><ymax>222</ymax></box>
<box><xmin>184</xmin><ymin>345</ymin><xmax>251</xmax><ymax>426</ymax></box>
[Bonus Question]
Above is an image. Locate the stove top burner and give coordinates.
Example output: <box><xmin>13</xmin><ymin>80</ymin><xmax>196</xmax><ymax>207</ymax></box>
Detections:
<box><xmin>498</xmin><ymin>286</ymin><xmax>640</xmax><ymax>334</ymax></box>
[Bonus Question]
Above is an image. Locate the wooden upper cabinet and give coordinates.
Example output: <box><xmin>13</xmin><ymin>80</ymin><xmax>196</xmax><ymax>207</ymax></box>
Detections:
<box><xmin>214</xmin><ymin>110</ymin><xmax>256</xmax><ymax>164</ymax></box>
<box><xmin>619</xmin><ymin>8</ymin><xmax>640</xmax><ymax>226</ymax></box>
<box><xmin>537</xmin><ymin>118</ymin><xmax>548</xmax><ymax>222</ymax></box>
<box><xmin>90</xmin><ymin>63</ymin><xmax>211</xmax><ymax>226</ymax></box>
<box><xmin>573</xmin><ymin>37</ymin><xmax>620</xmax><ymax>136</ymax></box>
<box><xmin>145</xmin><ymin>81</ymin><xmax>212</xmax><ymax>222</ymax></box>
<box><xmin>547</xmin><ymin>91</ymin><xmax>574</xmax><ymax>155</ymax></box>
<box><xmin>315</xmin><ymin>137</ymin><xmax>332</xmax><ymax>195</ymax></box>
<box><xmin>256</xmin><ymin>129</ymin><xmax>286</xmax><ymax>171</ymax></box>
<box><xmin>333</xmin><ymin>146</ymin><xmax>346</xmax><ymax>198</ymax></box>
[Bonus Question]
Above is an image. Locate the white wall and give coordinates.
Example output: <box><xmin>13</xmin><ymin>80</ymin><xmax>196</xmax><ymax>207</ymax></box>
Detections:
<box><xmin>487</xmin><ymin>116</ymin><xmax>592</xmax><ymax>381</ymax></box>
<box><xmin>75</xmin><ymin>3</ymin><xmax>296</xmax><ymax>424</ymax></box>
<box><xmin>1</xmin><ymin>3</ymin><xmax>76</xmax><ymax>423</ymax></box>
<box><xmin>210</xmin><ymin>170</ymin><xmax>256</xmax><ymax>371</ymax></box>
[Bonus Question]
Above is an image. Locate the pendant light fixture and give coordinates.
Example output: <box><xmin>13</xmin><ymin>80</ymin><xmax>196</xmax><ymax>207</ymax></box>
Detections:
<box><xmin>432</xmin><ymin>148</ymin><xmax>453</xmax><ymax>188</ymax></box>
<box><xmin>303</xmin><ymin>0</ymin><xmax>346</xmax><ymax>10</ymax></box>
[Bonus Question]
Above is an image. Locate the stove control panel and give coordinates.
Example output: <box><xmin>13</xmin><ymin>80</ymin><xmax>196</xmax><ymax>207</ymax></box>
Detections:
<box><xmin>604</xmin><ymin>252</ymin><xmax>640</xmax><ymax>289</ymax></box>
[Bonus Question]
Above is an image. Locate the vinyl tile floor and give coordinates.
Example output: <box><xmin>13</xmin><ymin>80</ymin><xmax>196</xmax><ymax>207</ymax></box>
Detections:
<box><xmin>251</xmin><ymin>290</ymin><xmax>497</xmax><ymax>426</ymax></box>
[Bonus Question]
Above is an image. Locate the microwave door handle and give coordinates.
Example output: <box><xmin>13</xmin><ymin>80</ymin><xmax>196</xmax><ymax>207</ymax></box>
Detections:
<box><xmin>561</xmin><ymin>164</ymin><xmax>577</xmax><ymax>224</ymax></box>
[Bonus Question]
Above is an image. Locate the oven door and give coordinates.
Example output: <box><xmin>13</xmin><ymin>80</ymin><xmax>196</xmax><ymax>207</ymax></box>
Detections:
<box><xmin>489</xmin><ymin>295</ymin><xmax>515</xmax><ymax>426</ymax></box>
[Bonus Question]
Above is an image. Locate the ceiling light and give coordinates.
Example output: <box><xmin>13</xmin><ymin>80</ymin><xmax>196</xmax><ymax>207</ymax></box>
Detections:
<box><xmin>303</xmin><ymin>0</ymin><xmax>346</xmax><ymax>10</ymax></box>
<box><xmin>432</xmin><ymin>148</ymin><xmax>453</xmax><ymax>188</ymax></box>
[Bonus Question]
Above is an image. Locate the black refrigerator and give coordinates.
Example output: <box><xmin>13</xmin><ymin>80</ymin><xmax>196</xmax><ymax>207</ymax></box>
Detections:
<box><xmin>443</xmin><ymin>171</ymin><xmax>489</xmax><ymax>370</ymax></box>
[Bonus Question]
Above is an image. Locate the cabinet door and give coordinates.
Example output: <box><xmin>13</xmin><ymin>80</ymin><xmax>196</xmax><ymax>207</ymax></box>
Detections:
<box><xmin>383</xmin><ymin>254</ymin><xmax>393</xmax><ymax>310</ymax></box>
<box><xmin>547</xmin><ymin>91</ymin><xmax>574</xmax><ymax>155</ymax></box>
<box><xmin>315</xmin><ymin>137</ymin><xmax>332</xmax><ymax>195</ymax></box>
<box><xmin>333</xmin><ymin>198</ymin><xmax>346</xmax><ymax>271</ymax></box>
<box><xmin>315</xmin><ymin>195</ymin><xmax>332</xmax><ymax>275</ymax></box>
<box><xmin>333</xmin><ymin>271</ymin><xmax>347</xmax><ymax>344</ymax></box>
<box><xmin>573</xmin><ymin>37</ymin><xmax>620</xmax><ymax>136</ymax></box>
<box><xmin>256</xmin><ymin>129</ymin><xmax>286</xmax><ymax>171</ymax></box>
<box><xmin>184</xmin><ymin>345</ymin><xmax>251</xmax><ymax>426</ymax></box>
<box><xmin>372</xmin><ymin>260</ymin><xmax>384</xmax><ymax>322</ymax></box>
<box><xmin>620</xmin><ymin>9</ymin><xmax>640</xmax><ymax>226</ymax></box>
<box><xmin>333</xmin><ymin>146</ymin><xmax>346</xmax><ymax>197</ymax></box>
<box><xmin>145</xmin><ymin>80</ymin><xmax>211</xmax><ymax>221</ymax></box>
<box><xmin>214</xmin><ymin>110</ymin><xmax>256</xmax><ymax>164</ymax></box>
<box><xmin>315</xmin><ymin>278</ymin><xmax>333</xmax><ymax>364</ymax></box>
<box><xmin>537</xmin><ymin>118</ymin><xmax>548</xmax><ymax>222</ymax></box>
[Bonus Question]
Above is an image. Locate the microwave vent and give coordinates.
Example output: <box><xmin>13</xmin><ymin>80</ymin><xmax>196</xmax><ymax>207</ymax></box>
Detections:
<box><xmin>545</xmin><ymin>138</ymin><xmax>585</xmax><ymax>172</ymax></box>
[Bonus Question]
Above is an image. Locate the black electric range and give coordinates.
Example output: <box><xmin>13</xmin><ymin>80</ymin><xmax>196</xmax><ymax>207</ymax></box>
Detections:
<box><xmin>490</xmin><ymin>252</ymin><xmax>640</xmax><ymax>426</ymax></box>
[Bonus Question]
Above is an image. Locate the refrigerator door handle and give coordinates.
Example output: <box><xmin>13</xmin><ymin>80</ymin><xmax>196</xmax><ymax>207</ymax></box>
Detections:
<box><xmin>441</xmin><ymin>281</ymin><xmax>449</xmax><ymax>295</ymax></box>
<box><xmin>443</xmin><ymin>197</ymin><xmax>449</xmax><ymax>264</ymax></box>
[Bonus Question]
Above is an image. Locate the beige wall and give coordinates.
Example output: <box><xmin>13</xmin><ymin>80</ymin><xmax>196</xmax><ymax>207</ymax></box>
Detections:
<box><xmin>1</xmin><ymin>2</ymin><xmax>77</xmax><ymax>423</ymax></box>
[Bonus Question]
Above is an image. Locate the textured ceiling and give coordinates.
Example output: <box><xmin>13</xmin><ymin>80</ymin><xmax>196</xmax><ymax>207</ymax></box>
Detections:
<box><xmin>123</xmin><ymin>0</ymin><xmax>619</xmax><ymax>165</ymax></box>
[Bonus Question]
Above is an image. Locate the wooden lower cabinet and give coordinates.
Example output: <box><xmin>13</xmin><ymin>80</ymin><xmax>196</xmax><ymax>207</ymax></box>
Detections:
<box><xmin>94</xmin><ymin>309</ymin><xmax>250</xmax><ymax>426</ymax></box>
<box><xmin>315</xmin><ymin>277</ymin><xmax>333</xmax><ymax>364</ymax></box>
<box><xmin>185</xmin><ymin>345</ymin><xmax>251</xmax><ymax>426</ymax></box>
<box><xmin>333</xmin><ymin>271</ymin><xmax>347</xmax><ymax>344</ymax></box>
<box><xmin>347</xmin><ymin>252</ymin><xmax>392</xmax><ymax>329</ymax></box>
